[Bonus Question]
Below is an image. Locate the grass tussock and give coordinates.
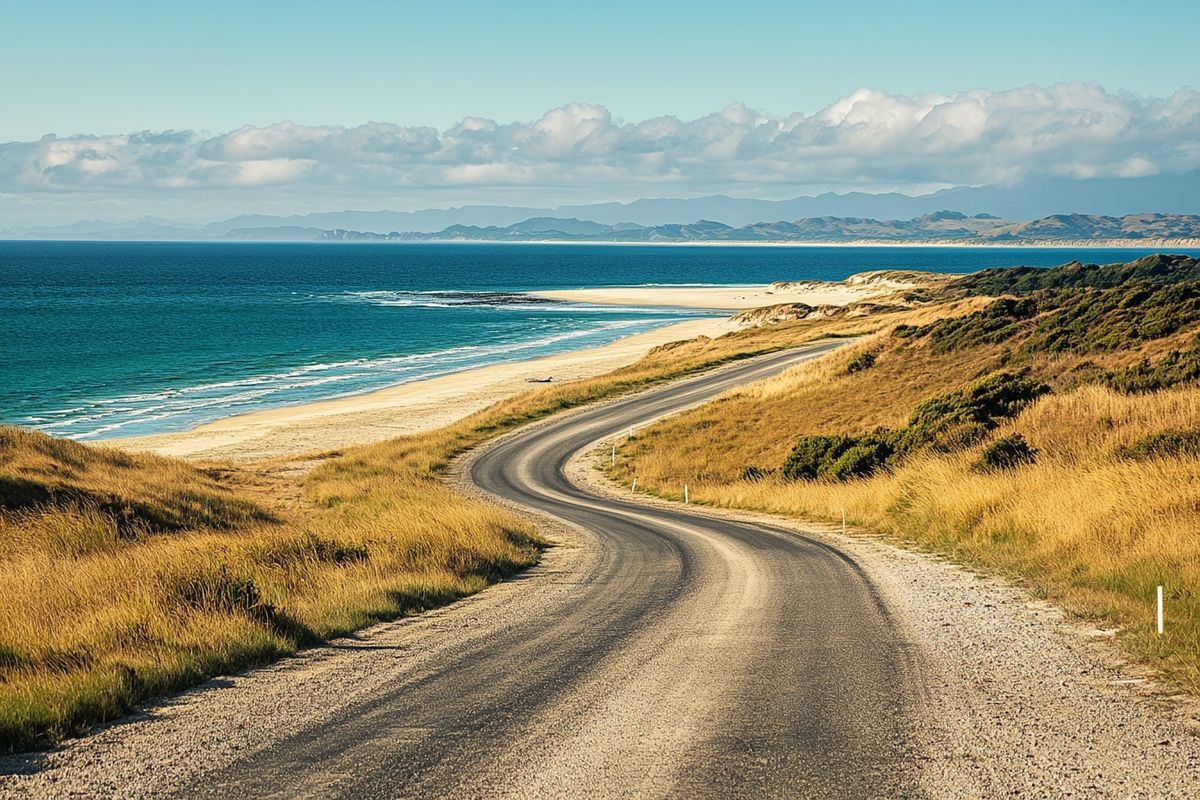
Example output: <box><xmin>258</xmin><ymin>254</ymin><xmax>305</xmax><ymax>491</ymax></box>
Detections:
<box><xmin>0</xmin><ymin>432</ymin><xmax>537</xmax><ymax>753</ymax></box>
<box><xmin>0</xmin><ymin>313</ymin><xmax>872</xmax><ymax>752</ymax></box>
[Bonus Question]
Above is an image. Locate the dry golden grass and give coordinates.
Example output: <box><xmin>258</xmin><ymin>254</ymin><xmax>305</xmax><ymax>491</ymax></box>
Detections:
<box><xmin>0</xmin><ymin>430</ymin><xmax>539</xmax><ymax>752</ymax></box>
<box><xmin>0</xmin><ymin>313</ymin><xmax>872</xmax><ymax>751</ymax></box>
<box><xmin>612</xmin><ymin>337</ymin><xmax>1200</xmax><ymax>692</ymax></box>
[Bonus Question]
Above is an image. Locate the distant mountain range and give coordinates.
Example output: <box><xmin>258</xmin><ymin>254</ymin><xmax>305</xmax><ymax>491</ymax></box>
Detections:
<box><xmin>2</xmin><ymin>172</ymin><xmax>1197</xmax><ymax>241</ymax></box>
<box><xmin>321</xmin><ymin>212</ymin><xmax>1200</xmax><ymax>245</ymax></box>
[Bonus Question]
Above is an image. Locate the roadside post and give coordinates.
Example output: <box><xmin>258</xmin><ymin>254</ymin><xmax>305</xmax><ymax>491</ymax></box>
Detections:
<box><xmin>1157</xmin><ymin>585</ymin><xmax>1164</xmax><ymax>635</ymax></box>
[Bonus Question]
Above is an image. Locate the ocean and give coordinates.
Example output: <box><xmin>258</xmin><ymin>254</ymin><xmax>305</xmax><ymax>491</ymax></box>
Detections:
<box><xmin>2</xmin><ymin>241</ymin><xmax>1192</xmax><ymax>440</ymax></box>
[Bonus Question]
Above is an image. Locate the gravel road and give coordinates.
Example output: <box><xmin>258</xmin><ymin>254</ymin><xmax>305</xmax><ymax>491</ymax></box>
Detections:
<box><xmin>2</xmin><ymin>343</ymin><xmax>1198</xmax><ymax>798</ymax></box>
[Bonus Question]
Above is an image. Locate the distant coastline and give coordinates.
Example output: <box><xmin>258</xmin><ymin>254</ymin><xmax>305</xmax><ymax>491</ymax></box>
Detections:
<box><xmin>315</xmin><ymin>212</ymin><xmax>1200</xmax><ymax>249</ymax></box>
<box><xmin>3</xmin><ymin>237</ymin><xmax>1199</xmax><ymax>249</ymax></box>
<box><xmin>312</xmin><ymin>236</ymin><xmax>1200</xmax><ymax>249</ymax></box>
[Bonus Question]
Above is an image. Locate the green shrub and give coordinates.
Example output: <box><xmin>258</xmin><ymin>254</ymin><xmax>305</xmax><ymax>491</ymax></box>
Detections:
<box><xmin>1118</xmin><ymin>429</ymin><xmax>1200</xmax><ymax>460</ymax></box>
<box><xmin>1027</xmin><ymin>282</ymin><xmax>1200</xmax><ymax>353</ymax></box>
<box><xmin>949</xmin><ymin>254</ymin><xmax>1200</xmax><ymax>296</ymax></box>
<box><xmin>904</xmin><ymin>370</ymin><xmax>1049</xmax><ymax>452</ymax></box>
<box><xmin>782</xmin><ymin>435</ymin><xmax>856</xmax><ymax>481</ymax></box>
<box><xmin>783</xmin><ymin>371</ymin><xmax>1048</xmax><ymax>482</ymax></box>
<box><xmin>846</xmin><ymin>351</ymin><xmax>877</xmax><ymax>374</ymax></box>
<box><xmin>1104</xmin><ymin>347</ymin><xmax>1200</xmax><ymax>393</ymax></box>
<box><xmin>921</xmin><ymin>297</ymin><xmax>1040</xmax><ymax>353</ymax></box>
<box><xmin>782</xmin><ymin>429</ymin><xmax>898</xmax><ymax>482</ymax></box>
<box><xmin>975</xmin><ymin>434</ymin><xmax>1038</xmax><ymax>471</ymax></box>
<box><xmin>903</xmin><ymin>273</ymin><xmax>1200</xmax><ymax>357</ymax></box>
<box><xmin>824</xmin><ymin>442</ymin><xmax>890</xmax><ymax>480</ymax></box>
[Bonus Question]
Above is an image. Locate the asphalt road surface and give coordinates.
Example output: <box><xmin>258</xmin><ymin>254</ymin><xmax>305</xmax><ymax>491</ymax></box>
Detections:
<box><xmin>193</xmin><ymin>342</ymin><xmax>927</xmax><ymax>798</ymax></box>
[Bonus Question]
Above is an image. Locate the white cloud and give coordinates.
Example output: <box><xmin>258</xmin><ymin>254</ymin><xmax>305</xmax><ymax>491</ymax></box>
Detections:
<box><xmin>1</xmin><ymin>84</ymin><xmax>1197</xmax><ymax>202</ymax></box>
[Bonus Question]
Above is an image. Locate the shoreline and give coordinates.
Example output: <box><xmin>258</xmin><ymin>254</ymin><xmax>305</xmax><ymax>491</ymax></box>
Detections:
<box><xmin>314</xmin><ymin>238</ymin><xmax>1200</xmax><ymax>249</ymax></box>
<box><xmin>532</xmin><ymin>277</ymin><xmax>921</xmax><ymax>310</ymax></box>
<box><xmin>116</xmin><ymin>317</ymin><xmax>735</xmax><ymax>462</ymax></box>
<box><xmin>7</xmin><ymin>238</ymin><xmax>1198</xmax><ymax>249</ymax></box>
<box><xmin>111</xmin><ymin>273</ymin><xmax>920</xmax><ymax>461</ymax></box>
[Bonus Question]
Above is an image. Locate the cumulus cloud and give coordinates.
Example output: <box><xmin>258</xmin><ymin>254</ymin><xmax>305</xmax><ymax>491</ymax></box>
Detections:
<box><xmin>2</xmin><ymin>84</ymin><xmax>1198</xmax><ymax>200</ymax></box>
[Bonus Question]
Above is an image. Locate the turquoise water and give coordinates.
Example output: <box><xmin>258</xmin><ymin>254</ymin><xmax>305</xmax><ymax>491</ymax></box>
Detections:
<box><xmin>2</xmin><ymin>242</ymin><xmax>1193</xmax><ymax>440</ymax></box>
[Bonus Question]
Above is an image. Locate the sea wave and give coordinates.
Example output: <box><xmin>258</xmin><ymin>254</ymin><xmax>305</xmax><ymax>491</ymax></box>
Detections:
<box><xmin>27</xmin><ymin>317</ymin><xmax>681</xmax><ymax>440</ymax></box>
<box><xmin>325</xmin><ymin>289</ymin><xmax>713</xmax><ymax>315</ymax></box>
<box><xmin>333</xmin><ymin>289</ymin><xmax>557</xmax><ymax>309</ymax></box>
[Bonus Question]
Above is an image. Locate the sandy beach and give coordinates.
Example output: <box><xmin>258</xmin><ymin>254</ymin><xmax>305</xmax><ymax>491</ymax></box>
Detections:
<box><xmin>118</xmin><ymin>317</ymin><xmax>736</xmax><ymax>463</ymax></box>
<box><xmin>531</xmin><ymin>273</ymin><xmax>923</xmax><ymax>310</ymax></box>
<box><xmin>115</xmin><ymin>274</ymin><xmax>919</xmax><ymax>463</ymax></box>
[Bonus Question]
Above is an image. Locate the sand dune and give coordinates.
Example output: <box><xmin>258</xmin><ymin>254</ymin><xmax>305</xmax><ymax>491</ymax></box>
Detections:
<box><xmin>530</xmin><ymin>273</ymin><xmax>929</xmax><ymax>310</ymax></box>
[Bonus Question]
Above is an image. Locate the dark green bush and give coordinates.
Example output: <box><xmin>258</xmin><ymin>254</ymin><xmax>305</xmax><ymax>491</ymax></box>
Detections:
<box><xmin>824</xmin><ymin>442</ymin><xmax>890</xmax><ymax>480</ymax></box>
<box><xmin>1027</xmin><ymin>282</ymin><xmax>1200</xmax><ymax>353</ymax></box>
<box><xmin>781</xmin><ymin>430</ymin><xmax>899</xmax><ymax>482</ymax></box>
<box><xmin>1118</xmin><ymin>429</ymin><xmax>1200</xmax><ymax>460</ymax></box>
<box><xmin>740</xmin><ymin>465</ymin><xmax>771</xmax><ymax>481</ymax></box>
<box><xmin>949</xmin><ymin>254</ymin><xmax>1200</xmax><ymax>296</ymax></box>
<box><xmin>921</xmin><ymin>297</ymin><xmax>1040</xmax><ymax>353</ymax></box>
<box><xmin>1104</xmin><ymin>347</ymin><xmax>1200</xmax><ymax>393</ymax></box>
<box><xmin>782</xmin><ymin>435</ymin><xmax>856</xmax><ymax>481</ymax></box>
<box><xmin>901</xmin><ymin>274</ymin><xmax>1200</xmax><ymax>357</ymax></box>
<box><xmin>846</xmin><ymin>351</ymin><xmax>877</xmax><ymax>373</ymax></box>
<box><xmin>903</xmin><ymin>370</ymin><xmax>1049</xmax><ymax>452</ymax></box>
<box><xmin>975</xmin><ymin>434</ymin><xmax>1038</xmax><ymax>471</ymax></box>
<box><xmin>782</xmin><ymin>371</ymin><xmax>1048</xmax><ymax>482</ymax></box>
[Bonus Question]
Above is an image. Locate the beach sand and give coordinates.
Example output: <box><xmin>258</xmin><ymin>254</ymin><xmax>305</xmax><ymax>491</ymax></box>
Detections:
<box><xmin>118</xmin><ymin>318</ymin><xmax>736</xmax><ymax>463</ymax></box>
<box><xmin>530</xmin><ymin>280</ymin><xmax>911</xmax><ymax>310</ymax></box>
<box><xmin>117</xmin><ymin>275</ymin><xmax>916</xmax><ymax>463</ymax></box>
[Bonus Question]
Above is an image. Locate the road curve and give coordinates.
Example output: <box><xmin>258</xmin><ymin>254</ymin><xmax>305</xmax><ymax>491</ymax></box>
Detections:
<box><xmin>192</xmin><ymin>342</ymin><xmax>926</xmax><ymax>798</ymax></box>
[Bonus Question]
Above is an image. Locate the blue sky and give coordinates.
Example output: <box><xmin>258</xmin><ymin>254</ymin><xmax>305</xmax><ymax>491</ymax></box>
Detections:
<box><xmin>3</xmin><ymin>0</ymin><xmax>1197</xmax><ymax>139</ymax></box>
<box><xmin>1</xmin><ymin>0</ymin><xmax>1197</xmax><ymax>224</ymax></box>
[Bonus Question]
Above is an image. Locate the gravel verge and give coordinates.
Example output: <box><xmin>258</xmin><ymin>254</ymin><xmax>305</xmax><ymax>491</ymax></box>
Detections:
<box><xmin>567</xmin><ymin>448</ymin><xmax>1200</xmax><ymax>797</ymax></box>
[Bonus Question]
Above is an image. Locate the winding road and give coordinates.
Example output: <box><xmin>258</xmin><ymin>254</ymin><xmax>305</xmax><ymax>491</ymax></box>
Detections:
<box><xmin>191</xmin><ymin>341</ymin><xmax>925</xmax><ymax>798</ymax></box>
<box><xmin>10</xmin><ymin>339</ymin><xmax>1200</xmax><ymax>799</ymax></box>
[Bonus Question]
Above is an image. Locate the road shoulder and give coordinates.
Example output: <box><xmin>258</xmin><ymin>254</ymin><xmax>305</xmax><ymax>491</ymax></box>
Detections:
<box><xmin>566</xmin><ymin>448</ymin><xmax>1200</xmax><ymax>796</ymax></box>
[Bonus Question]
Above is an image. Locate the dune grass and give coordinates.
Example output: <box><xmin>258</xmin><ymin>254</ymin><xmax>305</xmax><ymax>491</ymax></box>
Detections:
<box><xmin>0</xmin><ymin>314</ymin><xmax>873</xmax><ymax>752</ymax></box>
<box><xmin>0</xmin><ymin>428</ymin><xmax>540</xmax><ymax>752</ymax></box>
<box><xmin>610</xmin><ymin>335</ymin><xmax>1200</xmax><ymax>692</ymax></box>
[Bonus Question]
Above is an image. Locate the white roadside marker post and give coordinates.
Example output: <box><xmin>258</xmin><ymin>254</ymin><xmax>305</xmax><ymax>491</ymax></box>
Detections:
<box><xmin>631</xmin><ymin>478</ymin><xmax>637</xmax><ymax>492</ymax></box>
<box><xmin>611</xmin><ymin>442</ymin><xmax>615</xmax><ymax>467</ymax></box>
<box><xmin>684</xmin><ymin>484</ymin><xmax>689</xmax><ymax>504</ymax></box>
<box><xmin>1157</xmin><ymin>585</ymin><xmax>1164</xmax><ymax>635</ymax></box>
<box><xmin>842</xmin><ymin>509</ymin><xmax>846</xmax><ymax>536</ymax></box>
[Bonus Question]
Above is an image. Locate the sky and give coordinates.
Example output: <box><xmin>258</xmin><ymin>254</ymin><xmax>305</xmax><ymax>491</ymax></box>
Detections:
<box><xmin>2</xmin><ymin>0</ymin><xmax>1198</xmax><ymax>225</ymax></box>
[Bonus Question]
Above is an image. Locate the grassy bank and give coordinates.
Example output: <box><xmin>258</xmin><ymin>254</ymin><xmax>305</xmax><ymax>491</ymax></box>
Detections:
<box><xmin>0</xmin><ymin>314</ymin><xmax>872</xmax><ymax>751</ymax></box>
<box><xmin>609</xmin><ymin>255</ymin><xmax>1200</xmax><ymax>692</ymax></box>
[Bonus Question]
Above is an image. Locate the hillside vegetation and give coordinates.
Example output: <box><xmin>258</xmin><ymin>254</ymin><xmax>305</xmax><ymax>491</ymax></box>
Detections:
<box><xmin>611</xmin><ymin>254</ymin><xmax>1200</xmax><ymax>691</ymax></box>
<box><xmin>322</xmin><ymin>213</ymin><xmax>1200</xmax><ymax>244</ymax></box>
<box><xmin>0</xmin><ymin>313</ymin><xmax>880</xmax><ymax>752</ymax></box>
